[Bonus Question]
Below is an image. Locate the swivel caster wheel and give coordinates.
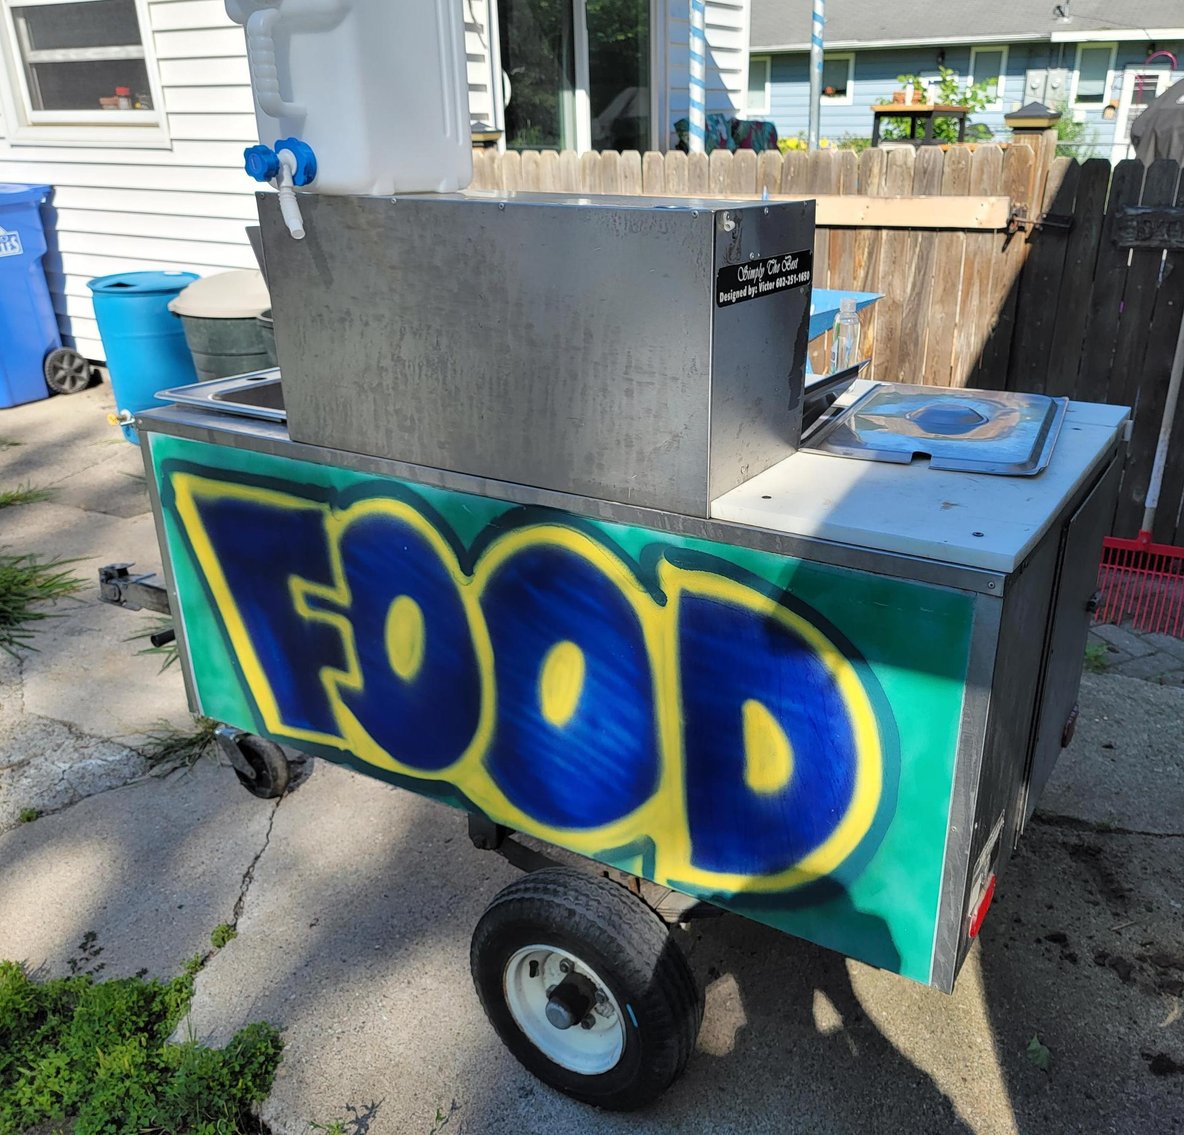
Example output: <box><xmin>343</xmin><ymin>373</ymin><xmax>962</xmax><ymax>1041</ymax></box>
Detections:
<box><xmin>471</xmin><ymin>867</ymin><xmax>702</xmax><ymax>1110</ymax></box>
<box><xmin>216</xmin><ymin>727</ymin><xmax>291</xmax><ymax>799</ymax></box>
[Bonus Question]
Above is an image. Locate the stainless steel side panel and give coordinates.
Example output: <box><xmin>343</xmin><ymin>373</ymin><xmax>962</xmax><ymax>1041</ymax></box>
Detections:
<box><xmin>1021</xmin><ymin>454</ymin><xmax>1123</xmax><ymax>821</ymax></box>
<box><xmin>944</xmin><ymin>445</ymin><xmax>1122</xmax><ymax>982</ymax></box>
<box><xmin>259</xmin><ymin>192</ymin><xmax>814</xmax><ymax>517</ymax></box>
<box><xmin>135</xmin><ymin>404</ymin><xmax>1007</xmax><ymax>597</ymax></box>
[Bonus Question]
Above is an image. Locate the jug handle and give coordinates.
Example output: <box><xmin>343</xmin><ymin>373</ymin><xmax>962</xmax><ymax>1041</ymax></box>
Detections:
<box><xmin>246</xmin><ymin>7</ymin><xmax>304</xmax><ymax>120</ymax></box>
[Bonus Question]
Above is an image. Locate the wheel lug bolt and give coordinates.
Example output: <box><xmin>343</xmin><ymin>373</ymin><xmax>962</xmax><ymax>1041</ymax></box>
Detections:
<box><xmin>559</xmin><ymin>960</ymin><xmax>572</xmax><ymax>973</ymax></box>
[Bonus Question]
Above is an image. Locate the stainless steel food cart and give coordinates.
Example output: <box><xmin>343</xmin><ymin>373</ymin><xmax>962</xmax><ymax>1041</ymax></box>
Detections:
<box><xmin>113</xmin><ymin>190</ymin><xmax>1127</xmax><ymax>1109</ymax></box>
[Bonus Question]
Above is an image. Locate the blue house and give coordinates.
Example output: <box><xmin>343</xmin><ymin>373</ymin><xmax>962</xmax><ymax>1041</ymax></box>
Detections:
<box><xmin>748</xmin><ymin>0</ymin><xmax>1184</xmax><ymax>161</ymax></box>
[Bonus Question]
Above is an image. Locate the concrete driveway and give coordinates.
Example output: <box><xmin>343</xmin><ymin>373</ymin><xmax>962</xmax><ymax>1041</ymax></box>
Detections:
<box><xmin>1</xmin><ymin>386</ymin><xmax>1182</xmax><ymax>1134</ymax></box>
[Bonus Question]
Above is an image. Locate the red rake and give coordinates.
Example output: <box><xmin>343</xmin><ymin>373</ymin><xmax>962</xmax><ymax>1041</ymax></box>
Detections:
<box><xmin>1096</xmin><ymin>310</ymin><xmax>1184</xmax><ymax>636</ymax></box>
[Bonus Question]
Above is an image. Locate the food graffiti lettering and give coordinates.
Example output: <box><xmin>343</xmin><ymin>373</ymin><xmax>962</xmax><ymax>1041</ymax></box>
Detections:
<box><xmin>170</xmin><ymin>471</ymin><xmax>889</xmax><ymax>895</ymax></box>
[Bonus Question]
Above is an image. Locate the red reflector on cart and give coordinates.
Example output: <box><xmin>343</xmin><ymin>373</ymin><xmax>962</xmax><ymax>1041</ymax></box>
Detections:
<box><xmin>968</xmin><ymin>874</ymin><xmax>997</xmax><ymax>939</ymax></box>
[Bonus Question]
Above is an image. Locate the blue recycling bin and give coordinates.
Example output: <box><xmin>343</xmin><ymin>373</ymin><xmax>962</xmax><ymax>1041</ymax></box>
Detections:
<box><xmin>0</xmin><ymin>183</ymin><xmax>58</xmax><ymax>408</ymax></box>
<box><xmin>88</xmin><ymin>270</ymin><xmax>199</xmax><ymax>443</ymax></box>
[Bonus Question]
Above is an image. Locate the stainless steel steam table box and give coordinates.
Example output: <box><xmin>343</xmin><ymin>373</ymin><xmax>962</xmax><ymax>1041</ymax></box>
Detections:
<box><xmin>259</xmin><ymin>191</ymin><xmax>816</xmax><ymax>517</ymax></box>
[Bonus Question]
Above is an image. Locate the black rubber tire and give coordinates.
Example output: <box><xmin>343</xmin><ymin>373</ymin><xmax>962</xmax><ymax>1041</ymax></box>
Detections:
<box><xmin>470</xmin><ymin>867</ymin><xmax>703</xmax><ymax>1110</ymax></box>
<box><xmin>43</xmin><ymin>347</ymin><xmax>91</xmax><ymax>394</ymax></box>
<box><xmin>233</xmin><ymin>734</ymin><xmax>291</xmax><ymax>799</ymax></box>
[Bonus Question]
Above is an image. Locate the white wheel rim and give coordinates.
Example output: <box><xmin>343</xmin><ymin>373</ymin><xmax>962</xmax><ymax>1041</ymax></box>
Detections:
<box><xmin>503</xmin><ymin>944</ymin><xmax>627</xmax><ymax>1075</ymax></box>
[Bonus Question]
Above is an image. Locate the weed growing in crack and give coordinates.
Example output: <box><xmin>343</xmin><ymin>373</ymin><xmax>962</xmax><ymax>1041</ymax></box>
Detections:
<box><xmin>0</xmin><ymin>553</ymin><xmax>84</xmax><ymax>657</ymax></box>
<box><xmin>210</xmin><ymin>923</ymin><xmax>237</xmax><ymax>950</ymax></box>
<box><xmin>0</xmin><ymin>935</ymin><xmax>282</xmax><ymax>1134</ymax></box>
<box><xmin>124</xmin><ymin>615</ymin><xmax>179</xmax><ymax>672</ymax></box>
<box><xmin>308</xmin><ymin>1121</ymin><xmax>348</xmax><ymax>1135</ymax></box>
<box><xmin>0</xmin><ymin>484</ymin><xmax>53</xmax><ymax>509</ymax></box>
<box><xmin>16</xmin><ymin>809</ymin><xmax>39</xmax><ymax>824</ymax></box>
<box><xmin>1083</xmin><ymin>642</ymin><xmax>1110</xmax><ymax>674</ymax></box>
<box><xmin>141</xmin><ymin>716</ymin><xmax>220</xmax><ymax>770</ymax></box>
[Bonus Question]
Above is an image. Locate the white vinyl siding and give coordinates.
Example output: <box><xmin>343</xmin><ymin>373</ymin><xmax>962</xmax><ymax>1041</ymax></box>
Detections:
<box><xmin>0</xmin><ymin>0</ymin><xmax>257</xmax><ymax>359</ymax></box>
<box><xmin>464</xmin><ymin>0</ymin><xmax>498</xmax><ymax>126</ymax></box>
<box><xmin>666</xmin><ymin>0</ymin><xmax>750</xmax><ymax>138</ymax></box>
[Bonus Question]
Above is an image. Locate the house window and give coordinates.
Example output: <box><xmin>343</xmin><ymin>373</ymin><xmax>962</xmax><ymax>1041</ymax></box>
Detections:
<box><xmin>969</xmin><ymin>45</ymin><xmax>1007</xmax><ymax>108</ymax></box>
<box><xmin>1073</xmin><ymin>42</ymin><xmax>1116</xmax><ymax>106</ymax></box>
<box><xmin>498</xmin><ymin>0</ymin><xmax>653</xmax><ymax>152</ymax></box>
<box><xmin>747</xmin><ymin>55</ymin><xmax>770</xmax><ymax>116</ymax></box>
<box><xmin>821</xmin><ymin>53</ymin><xmax>853</xmax><ymax>104</ymax></box>
<box><xmin>0</xmin><ymin>0</ymin><xmax>167</xmax><ymax>143</ymax></box>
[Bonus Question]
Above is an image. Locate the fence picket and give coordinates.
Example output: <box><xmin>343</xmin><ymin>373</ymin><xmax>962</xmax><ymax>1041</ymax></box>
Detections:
<box><xmin>620</xmin><ymin>150</ymin><xmax>643</xmax><ymax>195</ymax></box>
<box><xmin>642</xmin><ymin>150</ymin><xmax>665</xmax><ymax>195</ymax></box>
<box><xmin>922</xmin><ymin>145</ymin><xmax>971</xmax><ymax>386</ymax></box>
<box><xmin>1005</xmin><ymin>156</ymin><xmax>1078</xmax><ymax>395</ymax></box>
<box><xmin>757</xmin><ymin>151</ymin><xmax>783</xmax><ymax>197</ymax></box>
<box><xmin>1076</xmin><ymin>159</ymin><xmax>1146</xmax><ymax>404</ymax></box>
<box><xmin>539</xmin><ymin>149</ymin><xmax>560</xmax><ymax>191</ymax></box>
<box><xmin>903</xmin><ymin>146</ymin><xmax>945</xmax><ymax>382</ymax></box>
<box><xmin>730</xmin><ymin>149</ymin><xmax>758</xmax><ymax>195</ymax></box>
<box><xmin>875</xmin><ymin>146</ymin><xmax>917</xmax><ymax>382</ymax></box>
<box><xmin>953</xmin><ymin>144</ymin><xmax>1002</xmax><ymax>387</ymax></box>
<box><xmin>520</xmin><ymin>150</ymin><xmax>541</xmax><ymax>191</ymax></box>
<box><xmin>853</xmin><ymin>147</ymin><xmax>887</xmax><ymax>362</ymax></box>
<box><xmin>1043</xmin><ymin>158</ymin><xmax>1110</xmax><ymax>397</ymax></box>
<box><xmin>970</xmin><ymin>141</ymin><xmax>1035</xmax><ymax>388</ymax></box>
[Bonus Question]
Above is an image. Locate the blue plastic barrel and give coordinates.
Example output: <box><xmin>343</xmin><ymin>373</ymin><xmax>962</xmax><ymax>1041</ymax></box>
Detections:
<box><xmin>0</xmin><ymin>183</ymin><xmax>58</xmax><ymax>408</ymax></box>
<box><xmin>88</xmin><ymin>270</ymin><xmax>199</xmax><ymax>443</ymax></box>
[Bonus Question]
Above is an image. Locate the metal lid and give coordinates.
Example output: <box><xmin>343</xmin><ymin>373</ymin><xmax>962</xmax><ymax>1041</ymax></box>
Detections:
<box><xmin>0</xmin><ymin>183</ymin><xmax>50</xmax><ymax>205</ymax></box>
<box><xmin>805</xmin><ymin>383</ymin><xmax>1068</xmax><ymax>476</ymax></box>
<box><xmin>88</xmin><ymin>270</ymin><xmax>199</xmax><ymax>295</ymax></box>
<box><xmin>168</xmin><ymin>269</ymin><xmax>270</xmax><ymax>318</ymax></box>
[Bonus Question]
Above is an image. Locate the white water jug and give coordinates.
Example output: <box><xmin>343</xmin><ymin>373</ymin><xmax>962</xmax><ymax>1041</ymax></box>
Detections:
<box><xmin>224</xmin><ymin>0</ymin><xmax>472</xmax><ymax>197</ymax></box>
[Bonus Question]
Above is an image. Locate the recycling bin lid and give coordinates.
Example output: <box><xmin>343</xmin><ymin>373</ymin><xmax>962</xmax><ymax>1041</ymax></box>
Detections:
<box><xmin>0</xmin><ymin>183</ymin><xmax>50</xmax><ymax>204</ymax></box>
<box><xmin>88</xmin><ymin>270</ymin><xmax>199</xmax><ymax>295</ymax></box>
<box><xmin>168</xmin><ymin>269</ymin><xmax>269</xmax><ymax>319</ymax></box>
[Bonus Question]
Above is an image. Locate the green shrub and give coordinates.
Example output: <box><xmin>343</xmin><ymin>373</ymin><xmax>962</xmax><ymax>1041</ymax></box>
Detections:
<box><xmin>0</xmin><ymin>949</ymin><xmax>281</xmax><ymax>1135</ymax></box>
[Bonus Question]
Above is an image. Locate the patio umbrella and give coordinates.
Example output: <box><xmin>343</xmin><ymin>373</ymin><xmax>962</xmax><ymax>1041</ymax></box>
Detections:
<box><xmin>1131</xmin><ymin>77</ymin><xmax>1184</xmax><ymax>164</ymax></box>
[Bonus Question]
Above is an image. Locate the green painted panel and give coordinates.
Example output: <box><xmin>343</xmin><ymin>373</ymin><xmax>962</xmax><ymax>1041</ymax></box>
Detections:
<box><xmin>149</xmin><ymin>433</ymin><xmax>976</xmax><ymax>984</ymax></box>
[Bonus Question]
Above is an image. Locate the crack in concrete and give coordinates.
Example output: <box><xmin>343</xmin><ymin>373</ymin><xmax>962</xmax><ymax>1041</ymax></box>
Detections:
<box><xmin>1033</xmin><ymin>811</ymin><xmax>1184</xmax><ymax>839</ymax></box>
<box><xmin>229</xmin><ymin>797</ymin><xmax>282</xmax><ymax>929</ymax></box>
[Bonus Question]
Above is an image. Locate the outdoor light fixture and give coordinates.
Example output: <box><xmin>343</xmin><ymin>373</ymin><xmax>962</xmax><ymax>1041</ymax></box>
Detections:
<box><xmin>1052</xmin><ymin>4</ymin><xmax>1071</xmax><ymax>24</ymax></box>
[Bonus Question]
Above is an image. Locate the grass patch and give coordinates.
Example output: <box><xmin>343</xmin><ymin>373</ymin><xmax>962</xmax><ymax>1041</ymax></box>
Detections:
<box><xmin>141</xmin><ymin>717</ymin><xmax>220</xmax><ymax>770</ymax></box>
<box><xmin>16</xmin><ymin>809</ymin><xmax>39</xmax><ymax>825</ymax></box>
<box><xmin>1083</xmin><ymin>642</ymin><xmax>1110</xmax><ymax>674</ymax></box>
<box><xmin>0</xmin><ymin>554</ymin><xmax>84</xmax><ymax>657</ymax></box>
<box><xmin>210</xmin><ymin>924</ymin><xmax>237</xmax><ymax>950</ymax></box>
<box><xmin>0</xmin><ymin>941</ymin><xmax>282</xmax><ymax>1135</ymax></box>
<box><xmin>0</xmin><ymin>484</ymin><xmax>53</xmax><ymax>510</ymax></box>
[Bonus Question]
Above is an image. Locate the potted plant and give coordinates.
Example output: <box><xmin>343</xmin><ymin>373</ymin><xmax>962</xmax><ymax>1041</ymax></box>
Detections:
<box><xmin>897</xmin><ymin>74</ymin><xmax>928</xmax><ymax>105</ymax></box>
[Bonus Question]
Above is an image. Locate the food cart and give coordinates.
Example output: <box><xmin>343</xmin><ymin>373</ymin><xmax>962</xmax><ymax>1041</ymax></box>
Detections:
<box><xmin>105</xmin><ymin>186</ymin><xmax>1126</xmax><ymax>1109</ymax></box>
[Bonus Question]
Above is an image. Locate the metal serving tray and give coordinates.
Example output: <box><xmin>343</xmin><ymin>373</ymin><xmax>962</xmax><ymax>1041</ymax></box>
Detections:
<box><xmin>805</xmin><ymin>383</ymin><xmax>1068</xmax><ymax>476</ymax></box>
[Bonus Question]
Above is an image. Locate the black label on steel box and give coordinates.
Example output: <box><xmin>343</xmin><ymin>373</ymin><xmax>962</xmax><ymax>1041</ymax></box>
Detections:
<box><xmin>716</xmin><ymin>250</ymin><xmax>813</xmax><ymax>307</ymax></box>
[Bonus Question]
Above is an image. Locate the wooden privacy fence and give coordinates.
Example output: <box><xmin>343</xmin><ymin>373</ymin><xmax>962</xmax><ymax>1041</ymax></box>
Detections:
<box><xmin>470</xmin><ymin>140</ymin><xmax>1054</xmax><ymax>386</ymax></box>
<box><xmin>996</xmin><ymin>156</ymin><xmax>1184</xmax><ymax>544</ymax></box>
<box><xmin>471</xmin><ymin>144</ymin><xmax>1184</xmax><ymax>540</ymax></box>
